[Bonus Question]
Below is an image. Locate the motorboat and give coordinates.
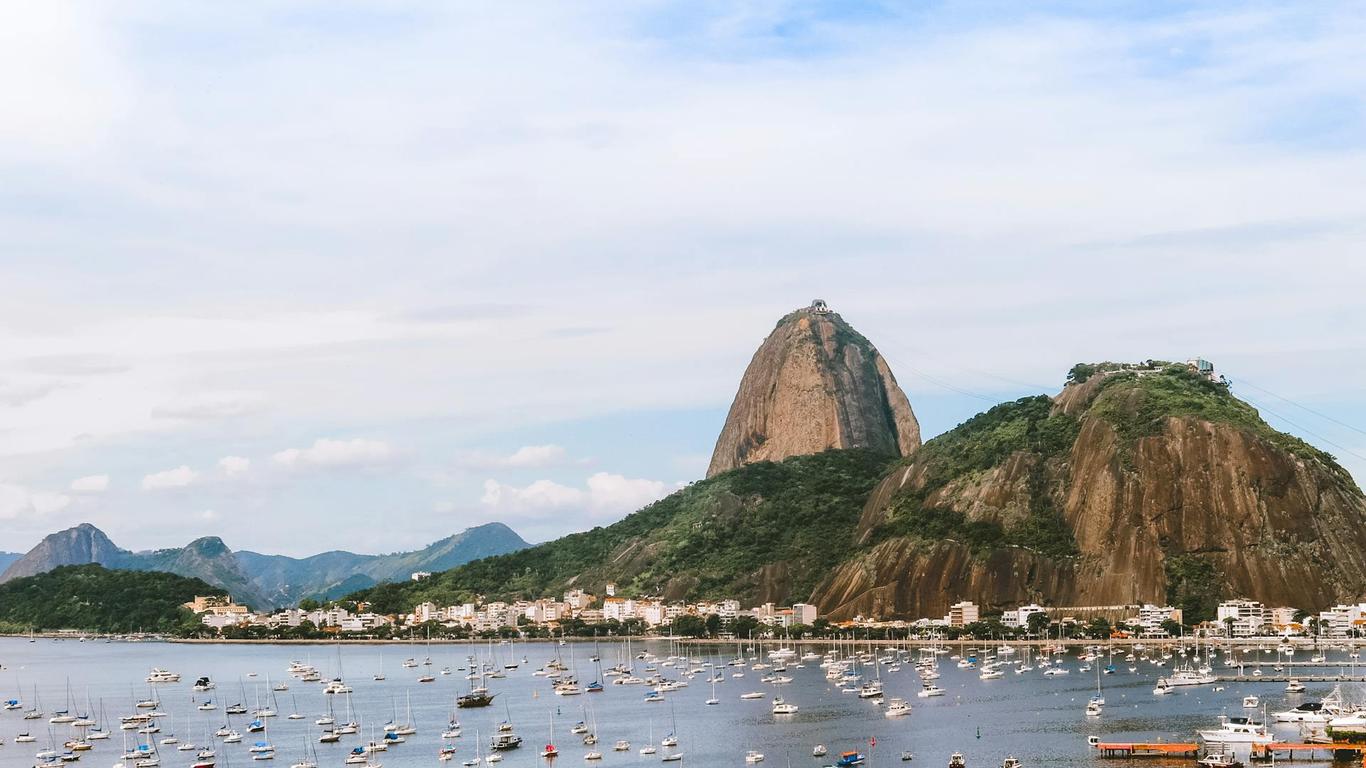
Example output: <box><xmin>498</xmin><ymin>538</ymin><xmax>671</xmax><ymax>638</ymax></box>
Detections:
<box><xmin>490</xmin><ymin>733</ymin><xmax>522</xmax><ymax>751</ymax></box>
<box><xmin>1286</xmin><ymin>680</ymin><xmax>1306</xmax><ymax>693</ymax></box>
<box><xmin>1198</xmin><ymin>716</ymin><xmax>1272</xmax><ymax>745</ymax></box>
<box><xmin>948</xmin><ymin>754</ymin><xmax>966</xmax><ymax>768</ymax></box>
<box><xmin>1242</xmin><ymin>696</ymin><xmax>1259</xmax><ymax>709</ymax></box>
<box><xmin>772</xmin><ymin>698</ymin><xmax>799</xmax><ymax>715</ymax></box>
<box><xmin>745</xmin><ymin>751</ymin><xmax>764</xmax><ymax>763</ymax></box>
<box><xmin>1197</xmin><ymin>751</ymin><xmax>1242</xmax><ymax>768</ymax></box>
<box><xmin>885</xmin><ymin>698</ymin><xmax>912</xmax><ymax>718</ymax></box>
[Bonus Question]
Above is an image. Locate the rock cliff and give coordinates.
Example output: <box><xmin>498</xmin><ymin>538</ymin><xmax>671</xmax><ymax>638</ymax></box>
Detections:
<box><xmin>707</xmin><ymin>301</ymin><xmax>920</xmax><ymax>477</ymax></box>
<box><xmin>811</xmin><ymin>365</ymin><xmax>1366</xmax><ymax>621</ymax></box>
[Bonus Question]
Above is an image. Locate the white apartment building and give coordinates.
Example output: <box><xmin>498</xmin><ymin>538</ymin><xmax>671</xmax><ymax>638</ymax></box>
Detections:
<box><xmin>1217</xmin><ymin>599</ymin><xmax>1267</xmax><ymax>637</ymax></box>
<box><xmin>1318</xmin><ymin>604</ymin><xmax>1366</xmax><ymax>638</ymax></box>
<box><xmin>1131</xmin><ymin>604</ymin><xmax>1182</xmax><ymax>635</ymax></box>
<box><xmin>1001</xmin><ymin>603</ymin><xmax>1046</xmax><ymax>629</ymax></box>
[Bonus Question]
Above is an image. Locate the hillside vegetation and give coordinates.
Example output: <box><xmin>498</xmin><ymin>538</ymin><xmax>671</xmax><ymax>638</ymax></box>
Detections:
<box><xmin>355</xmin><ymin>449</ymin><xmax>894</xmax><ymax>613</ymax></box>
<box><xmin>0</xmin><ymin>564</ymin><xmax>219</xmax><ymax>633</ymax></box>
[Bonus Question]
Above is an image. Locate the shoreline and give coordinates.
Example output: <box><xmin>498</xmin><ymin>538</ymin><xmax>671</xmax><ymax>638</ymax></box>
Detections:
<box><xmin>3</xmin><ymin>633</ymin><xmax>1343</xmax><ymax>648</ymax></box>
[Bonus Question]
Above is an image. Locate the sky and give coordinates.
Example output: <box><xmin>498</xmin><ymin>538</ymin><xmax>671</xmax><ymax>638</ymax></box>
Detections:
<box><xmin>2</xmin><ymin>1</ymin><xmax>1365</xmax><ymax>556</ymax></box>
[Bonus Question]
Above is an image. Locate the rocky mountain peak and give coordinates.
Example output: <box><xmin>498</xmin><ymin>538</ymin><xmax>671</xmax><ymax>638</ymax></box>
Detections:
<box><xmin>0</xmin><ymin>523</ymin><xmax>126</xmax><ymax>583</ymax></box>
<box><xmin>707</xmin><ymin>300</ymin><xmax>920</xmax><ymax>477</ymax></box>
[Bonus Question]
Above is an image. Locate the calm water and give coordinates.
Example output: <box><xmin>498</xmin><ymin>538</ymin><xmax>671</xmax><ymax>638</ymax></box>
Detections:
<box><xmin>0</xmin><ymin>638</ymin><xmax>1357</xmax><ymax>768</ymax></box>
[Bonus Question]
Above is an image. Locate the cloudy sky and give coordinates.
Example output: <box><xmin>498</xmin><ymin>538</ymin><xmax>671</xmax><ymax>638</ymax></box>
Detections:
<box><xmin>2</xmin><ymin>2</ymin><xmax>1365</xmax><ymax>556</ymax></box>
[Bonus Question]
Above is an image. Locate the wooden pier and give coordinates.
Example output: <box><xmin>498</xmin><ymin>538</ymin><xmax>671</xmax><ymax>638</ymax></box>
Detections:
<box><xmin>1096</xmin><ymin>743</ymin><xmax>1201</xmax><ymax>759</ymax></box>
<box><xmin>1251</xmin><ymin>742</ymin><xmax>1366</xmax><ymax>761</ymax></box>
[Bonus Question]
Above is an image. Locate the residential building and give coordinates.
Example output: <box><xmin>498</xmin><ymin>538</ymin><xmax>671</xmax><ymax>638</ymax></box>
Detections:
<box><xmin>1001</xmin><ymin>603</ymin><xmax>1046</xmax><ymax>629</ymax></box>
<box><xmin>948</xmin><ymin>601</ymin><xmax>979</xmax><ymax>628</ymax></box>
<box><xmin>1217</xmin><ymin>599</ymin><xmax>1267</xmax><ymax>637</ymax></box>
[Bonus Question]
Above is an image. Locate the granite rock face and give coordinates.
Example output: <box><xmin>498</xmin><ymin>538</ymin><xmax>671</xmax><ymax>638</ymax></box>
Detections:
<box><xmin>812</xmin><ymin>369</ymin><xmax>1366</xmax><ymax>619</ymax></box>
<box><xmin>708</xmin><ymin>302</ymin><xmax>920</xmax><ymax>477</ymax></box>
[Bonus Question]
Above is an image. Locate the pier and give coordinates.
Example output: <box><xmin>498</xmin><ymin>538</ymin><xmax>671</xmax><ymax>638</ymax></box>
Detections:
<box><xmin>1251</xmin><ymin>742</ymin><xmax>1366</xmax><ymax>761</ymax></box>
<box><xmin>1095</xmin><ymin>743</ymin><xmax>1201</xmax><ymax>759</ymax></box>
<box><xmin>1216</xmin><ymin>674</ymin><xmax>1366</xmax><ymax>683</ymax></box>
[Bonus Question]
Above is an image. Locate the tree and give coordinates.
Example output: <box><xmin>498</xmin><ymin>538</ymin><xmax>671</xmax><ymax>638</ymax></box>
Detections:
<box><xmin>1160</xmin><ymin>618</ymin><xmax>1183</xmax><ymax>638</ymax></box>
<box><xmin>704</xmin><ymin>614</ymin><xmax>722</xmax><ymax>637</ymax></box>
<box><xmin>298</xmin><ymin>598</ymin><xmax>321</xmax><ymax>612</ymax></box>
<box><xmin>1087</xmin><ymin>617</ymin><xmax>1112</xmax><ymax>638</ymax></box>
<box><xmin>1026</xmin><ymin>611</ymin><xmax>1051</xmax><ymax>636</ymax></box>
<box><xmin>670</xmin><ymin>615</ymin><xmax>707</xmax><ymax>638</ymax></box>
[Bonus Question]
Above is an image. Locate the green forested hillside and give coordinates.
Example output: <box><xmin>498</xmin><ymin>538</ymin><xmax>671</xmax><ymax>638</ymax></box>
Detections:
<box><xmin>0</xmin><ymin>564</ymin><xmax>220</xmax><ymax>633</ymax></box>
<box><xmin>354</xmin><ymin>449</ymin><xmax>894</xmax><ymax>613</ymax></box>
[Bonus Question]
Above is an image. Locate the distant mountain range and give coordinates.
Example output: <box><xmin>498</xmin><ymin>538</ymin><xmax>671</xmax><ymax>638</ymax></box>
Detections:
<box><xmin>0</xmin><ymin>552</ymin><xmax>20</xmax><ymax>573</ymax></box>
<box><xmin>0</xmin><ymin>522</ymin><xmax>528</xmax><ymax>610</ymax></box>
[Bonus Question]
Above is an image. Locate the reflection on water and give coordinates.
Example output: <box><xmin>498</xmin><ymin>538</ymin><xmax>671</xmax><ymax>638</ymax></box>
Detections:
<box><xmin>0</xmin><ymin>639</ymin><xmax>1354</xmax><ymax>768</ymax></box>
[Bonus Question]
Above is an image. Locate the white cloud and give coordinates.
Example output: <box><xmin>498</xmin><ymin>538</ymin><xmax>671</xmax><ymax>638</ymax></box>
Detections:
<box><xmin>141</xmin><ymin>465</ymin><xmax>198</xmax><ymax>490</ymax></box>
<box><xmin>459</xmin><ymin>444</ymin><xmax>572</xmax><ymax>470</ymax></box>
<box><xmin>0</xmin><ymin>483</ymin><xmax>72</xmax><ymax>520</ymax></box>
<box><xmin>480</xmin><ymin>471</ymin><xmax>671</xmax><ymax>520</ymax></box>
<box><xmin>273</xmin><ymin>438</ymin><xmax>395</xmax><ymax>469</ymax></box>
<box><xmin>70</xmin><ymin>474</ymin><xmax>110</xmax><ymax>493</ymax></box>
<box><xmin>505</xmin><ymin>444</ymin><xmax>568</xmax><ymax>467</ymax></box>
<box><xmin>218</xmin><ymin>455</ymin><xmax>251</xmax><ymax>477</ymax></box>
<box><xmin>584</xmin><ymin>472</ymin><xmax>672</xmax><ymax>514</ymax></box>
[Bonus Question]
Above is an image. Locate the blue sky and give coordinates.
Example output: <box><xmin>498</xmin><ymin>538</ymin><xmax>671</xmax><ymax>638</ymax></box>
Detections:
<box><xmin>2</xmin><ymin>2</ymin><xmax>1365</xmax><ymax>555</ymax></box>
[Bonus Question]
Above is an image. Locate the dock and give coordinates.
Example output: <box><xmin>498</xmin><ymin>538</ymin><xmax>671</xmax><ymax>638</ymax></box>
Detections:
<box><xmin>1216</xmin><ymin>674</ymin><xmax>1366</xmax><ymax>683</ymax></box>
<box><xmin>1251</xmin><ymin>742</ymin><xmax>1366</xmax><ymax>761</ymax></box>
<box><xmin>1096</xmin><ymin>743</ymin><xmax>1201</xmax><ymax>759</ymax></box>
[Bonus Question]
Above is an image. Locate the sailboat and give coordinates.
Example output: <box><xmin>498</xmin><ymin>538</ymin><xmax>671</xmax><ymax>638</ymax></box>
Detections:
<box><xmin>458</xmin><ymin>661</ymin><xmax>495</xmax><ymax>708</ymax></box>
<box><xmin>638</xmin><ymin>721</ymin><xmax>657</xmax><ymax>756</ymax></box>
<box><xmin>249</xmin><ymin>718</ymin><xmax>275</xmax><ymax>760</ymax></box>
<box><xmin>464</xmin><ymin>729</ymin><xmax>484</xmax><ymax>767</ymax></box>
<box><xmin>1084</xmin><ymin>660</ymin><xmax>1105</xmax><ymax>718</ymax></box>
<box><xmin>386</xmin><ymin>692</ymin><xmax>416</xmax><ymax>736</ymax></box>
<box><xmin>374</xmin><ymin>651</ymin><xmax>386</xmax><ymax>682</ymax></box>
<box><xmin>541</xmin><ymin>710</ymin><xmax>559</xmax><ymax>758</ymax></box>
<box><xmin>289</xmin><ymin>735</ymin><xmax>317</xmax><ymax>768</ymax></box>
<box><xmin>705</xmin><ymin>675</ymin><xmax>719</xmax><ymax>706</ymax></box>
<box><xmin>661</xmin><ymin>704</ymin><xmax>679</xmax><ymax>747</ymax></box>
<box><xmin>25</xmin><ymin>685</ymin><xmax>44</xmax><ymax>720</ymax></box>
<box><xmin>442</xmin><ymin>698</ymin><xmax>463</xmax><ymax>740</ymax></box>
<box><xmin>337</xmin><ymin>693</ymin><xmax>359</xmax><ymax>735</ymax></box>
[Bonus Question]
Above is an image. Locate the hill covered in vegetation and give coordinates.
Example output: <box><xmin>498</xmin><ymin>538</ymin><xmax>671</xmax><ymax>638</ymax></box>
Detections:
<box><xmin>354</xmin><ymin>449</ymin><xmax>895</xmax><ymax>613</ymax></box>
<box><xmin>0</xmin><ymin>564</ymin><xmax>221</xmax><ymax>634</ymax></box>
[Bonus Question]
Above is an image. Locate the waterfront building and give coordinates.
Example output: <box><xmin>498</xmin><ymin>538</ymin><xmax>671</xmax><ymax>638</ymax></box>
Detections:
<box><xmin>1216</xmin><ymin>599</ymin><xmax>1267</xmax><ymax>637</ymax></box>
<box><xmin>1001</xmin><ymin>603</ymin><xmax>1046</xmax><ymax>629</ymax></box>
<box><xmin>948</xmin><ymin>601</ymin><xmax>979</xmax><ymax>628</ymax></box>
